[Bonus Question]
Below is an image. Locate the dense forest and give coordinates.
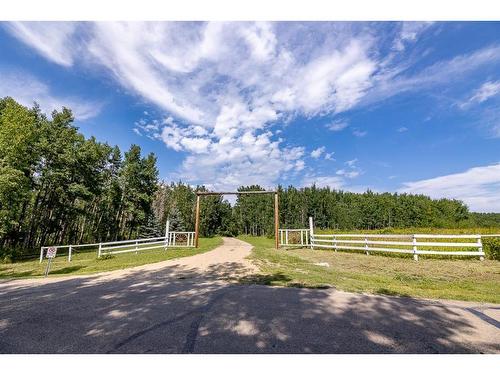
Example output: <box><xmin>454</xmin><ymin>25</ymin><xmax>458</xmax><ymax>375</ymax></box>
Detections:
<box><xmin>1</xmin><ymin>97</ymin><xmax>499</xmax><ymax>260</ymax></box>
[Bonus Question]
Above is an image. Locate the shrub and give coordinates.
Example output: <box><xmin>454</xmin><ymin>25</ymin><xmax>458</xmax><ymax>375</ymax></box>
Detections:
<box><xmin>483</xmin><ymin>237</ymin><xmax>500</xmax><ymax>260</ymax></box>
<box><xmin>97</xmin><ymin>253</ymin><xmax>114</xmax><ymax>260</ymax></box>
<box><xmin>0</xmin><ymin>246</ymin><xmax>29</xmax><ymax>262</ymax></box>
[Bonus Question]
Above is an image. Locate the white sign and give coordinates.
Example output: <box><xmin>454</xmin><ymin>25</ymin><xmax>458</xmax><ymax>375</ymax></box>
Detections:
<box><xmin>46</xmin><ymin>247</ymin><xmax>57</xmax><ymax>259</ymax></box>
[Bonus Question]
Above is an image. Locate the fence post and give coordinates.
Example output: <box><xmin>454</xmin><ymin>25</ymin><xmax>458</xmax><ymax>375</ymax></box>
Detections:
<box><xmin>309</xmin><ymin>217</ymin><xmax>314</xmax><ymax>249</ymax></box>
<box><xmin>285</xmin><ymin>230</ymin><xmax>289</xmax><ymax>246</ymax></box>
<box><xmin>478</xmin><ymin>236</ymin><xmax>484</xmax><ymax>261</ymax></box>
<box><xmin>40</xmin><ymin>247</ymin><xmax>44</xmax><ymax>263</ymax></box>
<box><xmin>164</xmin><ymin>219</ymin><xmax>170</xmax><ymax>250</ymax></box>
<box><xmin>334</xmin><ymin>235</ymin><xmax>337</xmax><ymax>252</ymax></box>
<box><xmin>413</xmin><ymin>235</ymin><xmax>418</xmax><ymax>261</ymax></box>
<box><xmin>365</xmin><ymin>236</ymin><xmax>369</xmax><ymax>255</ymax></box>
<box><xmin>68</xmin><ymin>245</ymin><xmax>72</xmax><ymax>262</ymax></box>
<box><xmin>98</xmin><ymin>243</ymin><xmax>102</xmax><ymax>258</ymax></box>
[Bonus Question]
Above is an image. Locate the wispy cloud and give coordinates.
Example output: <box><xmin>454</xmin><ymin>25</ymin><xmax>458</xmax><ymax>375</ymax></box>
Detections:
<box><xmin>6</xmin><ymin>21</ymin><xmax>500</xmax><ymax>192</ymax></box>
<box><xmin>392</xmin><ymin>22</ymin><xmax>434</xmax><ymax>51</ymax></box>
<box><xmin>324</xmin><ymin>152</ymin><xmax>335</xmax><ymax>161</ymax></box>
<box><xmin>459</xmin><ymin>80</ymin><xmax>500</xmax><ymax>109</ymax></box>
<box><xmin>0</xmin><ymin>69</ymin><xmax>102</xmax><ymax>120</ymax></box>
<box><xmin>364</xmin><ymin>44</ymin><xmax>500</xmax><ymax>107</ymax></box>
<box><xmin>326</xmin><ymin>120</ymin><xmax>349</xmax><ymax>132</ymax></box>
<box><xmin>397</xmin><ymin>126</ymin><xmax>408</xmax><ymax>132</ymax></box>
<box><xmin>5</xmin><ymin>22</ymin><xmax>78</xmax><ymax>66</ymax></box>
<box><xmin>336</xmin><ymin>158</ymin><xmax>363</xmax><ymax>179</ymax></box>
<box><xmin>352</xmin><ymin>129</ymin><xmax>367</xmax><ymax>137</ymax></box>
<box><xmin>399</xmin><ymin>163</ymin><xmax>500</xmax><ymax>212</ymax></box>
<box><xmin>5</xmin><ymin>22</ymin><xmax>383</xmax><ymax>189</ymax></box>
<box><xmin>301</xmin><ymin>175</ymin><xmax>345</xmax><ymax>189</ymax></box>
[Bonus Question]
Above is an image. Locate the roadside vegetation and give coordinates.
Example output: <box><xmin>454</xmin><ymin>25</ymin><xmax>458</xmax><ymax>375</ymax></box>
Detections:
<box><xmin>3</xmin><ymin>97</ymin><xmax>500</xmax><ymax>264</ymax></box>
<box><xmin>0</xmin><ymin>237</ymin><xmax>222</xmax><ymax>279</ymax></box>
<box><xmin>241</xmin><ymin>236</ymin><xmax>500</xmax><ymax>303</ymax></box>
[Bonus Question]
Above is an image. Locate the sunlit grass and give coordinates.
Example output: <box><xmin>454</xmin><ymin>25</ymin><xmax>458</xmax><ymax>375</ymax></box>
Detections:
<box><xmin>241</xmin><ymin>235</ymin><xmax>500</xmax><ymax>303</ymax></box>
<box><xmin>0</xmin><ymin>237</ymin><xmax>222</xmax><ymax>279</ymax></box>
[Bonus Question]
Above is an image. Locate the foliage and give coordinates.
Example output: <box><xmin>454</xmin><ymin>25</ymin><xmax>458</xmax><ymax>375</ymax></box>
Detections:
<box><xmin>0</xmin><ymin>97</ymin><xmax>159</xmax><ymax>259</ymax></box>
<box><xmin>483</xmin><ymin>237</ymin><xmax>500</xmax><ymax>261</ymax></box>
<box><xmin>468</xmin><ymin>212</ymin><xmax>500</xmax><ymax>227</ymax></box>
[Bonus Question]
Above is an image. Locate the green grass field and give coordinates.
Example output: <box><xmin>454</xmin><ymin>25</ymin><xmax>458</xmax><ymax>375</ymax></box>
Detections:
<box><xmin>241</xmin><ymin>235</ymin><xmax>500</xmax><ymax>303</ymax></box>
<box><xmin>0</xmin><ymin>237</ymin><xmax>222</xmax><ymax>279</ymax></box>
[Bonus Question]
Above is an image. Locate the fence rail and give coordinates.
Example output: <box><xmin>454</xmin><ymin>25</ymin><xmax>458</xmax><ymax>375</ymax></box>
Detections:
<box><xmin>310</xmin><ymin>233</ymin><xmax>485</xmax><ymax>261</ymax></box>
<box><xmin>40</xmin><ymin>222</ymin><xmax>196</xmax><ymax>263</ymax></box>
<box><xmin>275</xmin><ymin>217</ymin><xmax>496</xmax><ymax>261</ymax></box>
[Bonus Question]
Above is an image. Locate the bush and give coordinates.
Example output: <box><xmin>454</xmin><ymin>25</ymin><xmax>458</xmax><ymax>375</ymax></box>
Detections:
<box><xmin>483</xmin><ymin>237</ymin><xmax>500</xmax><ymax>260</ymax></box>
<box><xmin>97</xmin><ymin>253</ymin><xmax>115</xmax><ymax>260</ymax></box>
<box><xmin>0</xmin><ymin>246</ymin><xmax>30</xmax><ymax>262</ymax></box>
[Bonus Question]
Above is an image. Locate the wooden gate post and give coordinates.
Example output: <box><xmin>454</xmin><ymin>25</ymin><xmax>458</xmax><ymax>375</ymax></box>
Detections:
<box><xmin>194</xmin><ymin>194</ymin><xmax>200</xmax><ymax>248</ymax></box>
<box><xmin>274</xmin><ymin>192</ymin><xmax>279</xmax><ymax>249</ymax></box>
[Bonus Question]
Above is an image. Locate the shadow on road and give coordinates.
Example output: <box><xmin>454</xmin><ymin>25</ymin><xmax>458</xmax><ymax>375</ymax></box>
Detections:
<box><xmin>0</xmin><ymin>261</ymin><xmax>498</xmax><ymax>354</ymax></box>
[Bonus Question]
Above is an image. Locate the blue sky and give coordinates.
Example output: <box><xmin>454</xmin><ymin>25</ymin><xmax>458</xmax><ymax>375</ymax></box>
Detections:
<box><xmin>0</xmin><ymin>21</ymin><xmax>499</xmax><ymax>212</ymax></box>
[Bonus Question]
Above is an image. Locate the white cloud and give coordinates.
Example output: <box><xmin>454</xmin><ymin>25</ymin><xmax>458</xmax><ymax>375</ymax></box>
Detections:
<box><xmin>8</xmin><ymin>21</ymin><xmax>375</xmax><ymax>189</ymax></box>
<box><xmin>460</xmin><ymin>80</ymin><xmax>500</xmax><ymax>109</ymax></box>
<box><xmin>397</xmin><ymin>126</ymin><xmax>408</xmax><ymax>132</ymax></box>
<box><xmin>392</xmin><ymin>22</ymin><xmax>434</xmax><ymax>52</ymax></box>
<box><xmin>6</xmin><ymin>21</ymin><xmax>500</xmax><ymax>190</ymax></box>
<box><xmin>22</xmin><ymin>21</ymin><xmax>374</xmax><ymax>188</ymax></box>
<box><xmin>399</xmin><ymin>163</ymin><xmax>500</xmax><ymax>212</ymax></box>
<box><xmin>295</xmin><ymin>39</ymin><xmax>376</xmax><ymax>114</ymax></box>
<box><xmin>336</xmin><ymin>169</ymin><xmax>360</xmax><ymax>178</ymax></box>
<box><xmin>346</xmin><ymin>158</ymin><xmax>358</xmax><ymax>167</ymax></box>
<box><xmin>324</xmin><ymin>152</ymin><xmax>335</xmax><ymax>161</ymax></box>
<box><xmin>180</xmin><ymin>137</ymin><xmax>211</xmax><ymax>154</ymax></box>
<box><xmin>492</xmin><ymin>123</ymin><xmax>500</xmax><ymax>138</ymax></box>
<box><xmin>364</xmin><ymin>45</ymin><xmax>500</xmax><ymax>108</ymax></box>
<box><xmin>5</xmin><ymin>22</ymin><xmax>78</xmax><ymax>66</ymax></box>
<box><xmin>310</xmin><ymin>146</ymin><xmax>325</xmax><ymax>159</ymax></box>
<box><xmin>302</xmin><ymin>176</ymin><xmax>345</xmax><ymax>189</ymax></box>
<box><xmin>352</xmin><ymin>129</ymin><xmax>367</xmax><ymax>137</ymax></box>
<box><xmin>137</xmin><ymin>116</ymin><xmax>305</xmax><ymax>190</ymax></box>
<box><xmin>0</xmin><ymin>69</ymin><xmax>101</xmax><ymax>120</ymax></box>
<box><xmin>326</xmin><ymin>120</ymin><xmax>348</xmax><ymax>132</ymax></box>
<box><xmin>333</xmin><ymin>158</ymin><xmax>363</xmax><ymax>179</ymax></box>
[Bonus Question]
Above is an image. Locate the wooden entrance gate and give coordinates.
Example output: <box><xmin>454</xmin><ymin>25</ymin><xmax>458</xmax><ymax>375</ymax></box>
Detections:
<box><xmin>194</xmin><ymin>190</ymin><xmax>279</xmax><ymax>249</ymax></box>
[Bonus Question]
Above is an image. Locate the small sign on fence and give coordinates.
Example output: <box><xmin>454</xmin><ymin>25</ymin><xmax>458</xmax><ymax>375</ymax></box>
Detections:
<box><xmin>44</xmin><ymin>247</ymin><xmax>57</xmax><ymax>277</ymax></box>
<box><xmin>46</xmin><ymin>247</ymin><xmax>57</xmax><ymax>259</ymax></box>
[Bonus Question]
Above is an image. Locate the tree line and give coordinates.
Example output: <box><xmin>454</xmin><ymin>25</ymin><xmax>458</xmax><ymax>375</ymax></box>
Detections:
<box><xmin>1</xmin><ymin>98</ymin><xmax>499</xmax><ymax>260</ymax></box>
<box><xmin>0</xmin><ymin>97</ymin><xmax>159</xmax><ymax>259</ymax></box>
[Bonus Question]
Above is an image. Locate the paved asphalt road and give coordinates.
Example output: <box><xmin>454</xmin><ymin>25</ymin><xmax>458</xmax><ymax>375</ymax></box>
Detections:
<box><xmin>0</xmin><ymin>237</ymin><xmax>499</xmax><ymax>354</ymax></box>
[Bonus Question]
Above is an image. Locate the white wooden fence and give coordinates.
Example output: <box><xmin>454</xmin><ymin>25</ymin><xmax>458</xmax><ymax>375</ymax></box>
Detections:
<box><xmin>279</xmin><ymin>229</ymin><xmax>310</xmax><ymax>247</ymax></box>
<box><xmin>277</xmin><ymin>217</ymin><xmax>489</xmax><ymax>261</ymax></box>
<box><xmin>310</xmin><ymin>233</ymin><xmax>485</xmax><ymax>261</ymax></box>
<box><xmin>40</xmin><ymin>220</ymin><xmax>195</xmax><ymax>262</ymax></box>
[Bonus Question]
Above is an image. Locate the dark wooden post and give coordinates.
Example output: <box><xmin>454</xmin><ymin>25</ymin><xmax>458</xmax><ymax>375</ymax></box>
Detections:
<box><xmin>274</xmin><ymin>192</ymin><xmax>279</xmax><ymax>249</ymax></box>
<box><xmin>194</xmin><ymin>194</ymin><xmax>200</xmax><ymax>248</ymax></box>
